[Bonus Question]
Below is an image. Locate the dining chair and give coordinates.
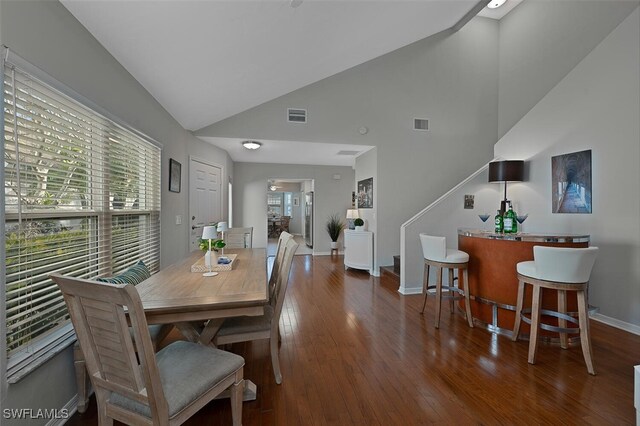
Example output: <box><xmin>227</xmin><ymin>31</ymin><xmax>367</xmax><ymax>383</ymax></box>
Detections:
<box><xmin>51</xmin><ymin>274</ymin><xmax>245</xmax><ymax>426</ymax></box>
<box><xmin>276</xmin><ymin>216</ymin><xmax>291</xmax><ymax>234</ymax></box>
<box><xmin>225</xmin><ymin>227</ymin><xmax>253</xmax><ymax>249</ymax></box>
<box><xmin>214</xmin><ymin>237</ymin><xmax>299</xmax><ymax>384</ymax></box>
<box><xmin>270</xmin><ymin>231</ymin><xmax>294</xmax><ymax>299</ymax></box>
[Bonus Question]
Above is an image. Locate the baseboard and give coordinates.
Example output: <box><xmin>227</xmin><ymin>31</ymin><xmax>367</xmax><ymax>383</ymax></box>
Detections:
<box><xmin>314</xmin><ymin>251</ymin><xmax>343</xmax><ymax>256</ymax></box>
<box><xmin>591</xmin><ymin>313</ymin><xmax>640</xmax><ymax>336</ymax></box>
<box><xmin>46</xmin><ymin>394</ymin><xmax>78</xmax><ymax>426</ymax></box>
<box><xmin>398</xmin><ymin>285</ymin><xmax>422</xmax><ymax>295</ymax></box>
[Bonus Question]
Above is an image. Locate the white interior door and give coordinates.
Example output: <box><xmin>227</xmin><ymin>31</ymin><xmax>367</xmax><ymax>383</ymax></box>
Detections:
<box><xmin>189</xmin><ymin>159</ymin><xmax>222</xmax><ymax>251</ymax></box>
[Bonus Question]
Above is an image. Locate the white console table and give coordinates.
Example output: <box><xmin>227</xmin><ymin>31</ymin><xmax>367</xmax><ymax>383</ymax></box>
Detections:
<box><xmin>344</xmin><ymin>230</ymin><xmax>374</xmax><ymax>275</ymax></box>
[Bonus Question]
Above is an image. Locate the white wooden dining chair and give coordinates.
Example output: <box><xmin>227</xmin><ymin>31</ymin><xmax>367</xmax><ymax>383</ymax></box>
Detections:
<box><xmin>269</xmin><ymin>231</ymin><xmax>294</xmax><ymax>299</ymax></box>
<box><xmin>214</xmin><ymin>237</ymin><xmax>299</xmax><ymax>384</ymax></box>
<box><xmin>225</xmin><ymin>227</ymin><xmax>254</xmax><ymax>249</ymax></box>
<box><xmin>51</xmin><ymin>273</ymin><xmax>245</xmax><ymax>426</ymax></box>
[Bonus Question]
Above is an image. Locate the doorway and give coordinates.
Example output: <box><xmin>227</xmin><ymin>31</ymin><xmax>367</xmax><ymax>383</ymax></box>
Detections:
<box><xmin>189</xmin><ymin>158</ymin><xmax>223</xmax><ymax>252</ymax></box>
<box><xmin>266</xmin><ymin>178</ymin><xmax>313</xmax><ymax>256</ymax></box>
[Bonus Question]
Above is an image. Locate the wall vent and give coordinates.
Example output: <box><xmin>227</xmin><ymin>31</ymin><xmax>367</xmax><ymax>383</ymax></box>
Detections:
<box><xmin>287</xmin><ymin>108</ymin><xmax>307</xmax><ymax>123</ymax></box>
<box><xmin>413</xmin><ymin>118</ymin><xmax>429</xmax><ymax>131</ymax></box>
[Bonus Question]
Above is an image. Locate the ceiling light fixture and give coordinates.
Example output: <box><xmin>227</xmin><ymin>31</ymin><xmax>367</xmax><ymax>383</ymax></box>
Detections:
<box><xmin>242</xmin><ymin>140</ymin><xmax>262</xmax><ymax>150</ymax></box>
<box><xmin>487</xmin><ymin>0</ymin><xmax>507</xmax><ymax>9</ymax></box>
<box><xmin>269</xmin><ymin>185</ymin><xmax>277</xmax><ymax>191</ymax></box>
<box><xmin>290</xmin><ymin>0</ymin><xmax>303</xmax><ymax>8</ymax></box>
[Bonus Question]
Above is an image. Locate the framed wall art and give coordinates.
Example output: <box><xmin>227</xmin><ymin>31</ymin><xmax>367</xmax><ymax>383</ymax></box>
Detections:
<box><xmin>169</xmin><ymin>158</ymin><xmax>182</xmax><ymax>193</ymax></box>
<box><xmin>357</xmin><ymin>177</ymin><xmax>373</xmax><ymax>209</ymax></box>
<box><xmin>551</xmin><ymin>149</ymin><xmax>592</xmax><ymax>213</ymax></box>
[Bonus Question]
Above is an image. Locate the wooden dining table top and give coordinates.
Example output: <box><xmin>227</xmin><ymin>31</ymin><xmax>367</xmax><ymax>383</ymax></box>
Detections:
<box><xmin>135</xmin><ymin>248</ymin><xmax>268</xmax><ymax>324</ymax></box>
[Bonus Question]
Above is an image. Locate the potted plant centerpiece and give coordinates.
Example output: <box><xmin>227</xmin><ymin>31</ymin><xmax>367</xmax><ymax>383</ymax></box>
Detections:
<box><xmin>325</xmin><ymin>213</ymin><xmax>345</xmax><ymax>250</ymax></box>
<box><xmin>354</xmin><ymin>218</ymin><xmax>365</xmax><ymax>231</ymax></box>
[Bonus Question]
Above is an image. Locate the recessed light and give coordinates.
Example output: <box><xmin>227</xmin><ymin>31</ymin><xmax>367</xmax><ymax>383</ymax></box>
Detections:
<box><xmin>242</xmin><ymin>140</ymin><xmax>262</xmax><ymax>150</ymax></box>
<box><xmin>487</xmin><ymin>0</ymin><xmax>507</xmax><ymax>8</ymax></box>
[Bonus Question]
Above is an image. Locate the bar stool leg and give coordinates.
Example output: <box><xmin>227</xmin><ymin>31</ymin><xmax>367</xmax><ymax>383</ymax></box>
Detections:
<box><xmin>577</xmin><ymin>289</ymin><xmax>596</xmax><ymax>375</ymax></box>
<box><xmin>420</xmin><ymin>263</ymin><xmax>430</xmax><ymax>314</ymax></box>
<box><xmin>435</xmin><ymin>267</ymin><xmax>443</xmax><ymax>329</ymax></box>
<box><xmin>448</xmin><ymin>268</ymin><xmax>455</xmax><ymax>314</ymax></box>
<box><xmin>528</xmin><ymin>285</ymin><xmax>542</xmax><ymax>365</ymax></box>
<box><xmin>558</xmin><ymin>289</ymin><xmax>568</xmax><ymax>349</ymax></box>
<box><xmin>512</xmin><ymin>279</ymin><xmax>525</xmax><ymax>341</ymax></box>
<box><xmin>462</xmin><ymin>267</ymin><xmax>474</xmax><ymax>328</ymax></box>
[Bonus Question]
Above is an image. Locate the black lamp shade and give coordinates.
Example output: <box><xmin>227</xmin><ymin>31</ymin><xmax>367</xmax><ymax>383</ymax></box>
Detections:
<box><xmin>488</xmin><ymin>160</ymin><xmax>524</xmax><ymax>182</ymax></box>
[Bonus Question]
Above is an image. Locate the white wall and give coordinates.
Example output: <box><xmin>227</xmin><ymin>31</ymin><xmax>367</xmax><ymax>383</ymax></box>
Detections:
<box><xmin>355</xmin><ymin>148</ymin><xmax>378</xmax><ymax>272</ymax></box>
<box><xmin>197</xmin><ymin>17</ymin><xmax>500</xmax><ymax>270</ymax></box>
<box><xmin>233</xmin><ymin>163</ymin><xmax>354</xmax><ymax>252</ymax></box>
<box><xmin>402</xmin><ymin>6</ymin><xmax>640</xmax><ymax>328</ymax></box>
<box><xmin>496</xmin><ymin>6</ymin><xmax>640</xmax><ymax>325</ymax></box>
<box><xmin>0</xmin><ymin>0</ymin><xmax>232</xmax><ymax>420</ymax></box>
<box><xmin>498</xmin><ymin>1</ymin><xmax>639</xmax><ymax>138</ymax></box>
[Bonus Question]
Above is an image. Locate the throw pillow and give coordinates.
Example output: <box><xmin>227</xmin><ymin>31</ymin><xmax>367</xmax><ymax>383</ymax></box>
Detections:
<box><xmin>97</xmin><ymin>260</ymin><xmax>150</xmax><ymax>286</ymax></box>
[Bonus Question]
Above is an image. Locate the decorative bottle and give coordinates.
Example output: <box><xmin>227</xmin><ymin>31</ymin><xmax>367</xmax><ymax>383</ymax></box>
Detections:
<box><xmin>494</xmin><ymin>210</ymin><xmax>503</xmax><ymax>233</ymax></box>
<box><xmin>503</xmin><ymin>202</ymin><xmax>516</xmax><ymax>234</ymax></box>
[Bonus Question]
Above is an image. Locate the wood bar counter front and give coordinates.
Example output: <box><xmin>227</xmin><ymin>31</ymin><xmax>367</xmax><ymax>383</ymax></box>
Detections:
<box><xmin>457</xmin><ymin>229</ymin><xmax>590</xmax><ymax>337</ymax></box>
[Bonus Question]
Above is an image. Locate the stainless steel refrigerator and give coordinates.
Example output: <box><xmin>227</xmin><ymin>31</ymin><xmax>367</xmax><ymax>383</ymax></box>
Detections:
<box><xmin>304</xmin><ymin>191</ymin><xmax>313</xmax><ymax>248</ymax></box>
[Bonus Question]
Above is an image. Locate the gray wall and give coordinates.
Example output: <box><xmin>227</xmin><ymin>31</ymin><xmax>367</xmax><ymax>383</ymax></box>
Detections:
<box><xmin>354</xmin><ymin>148</ymin><xmax>378</xmax><ymax>272</ymax></box>
<box><xmin>403</xmin><ymin>6</ymin><xmax>640</xmax><ymax>328</ymax></box>
<box><xmin>498</xmin><ymin>0</ymin><xmax>639</xmax><ymax>138</ymax></box>
<box><xmin>233</xmin><ymin>163</ymin><xmax>354</xmax><ymax>252</ymax></box>
<box><xmin>0</xmin><ymin>0</ymin><xmax>230</xmax><ymax>421</ymax></box>
<box><xmin>198</xmin><ymin>17</ymin><xmax>500</xmax><ymax>270</ymax></box>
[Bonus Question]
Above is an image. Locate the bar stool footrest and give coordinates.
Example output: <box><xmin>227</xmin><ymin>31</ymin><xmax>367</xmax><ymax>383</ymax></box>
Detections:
<box><xmin>519</xmin><ymin>308</ymin><xmax>581</xmax><ymax>334</ymax></box>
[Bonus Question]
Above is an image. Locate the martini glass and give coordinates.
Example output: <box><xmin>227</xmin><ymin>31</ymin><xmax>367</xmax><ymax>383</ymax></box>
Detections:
<box><xmin>478</xmin><ymin>213</ymin><xmax>491</xmax><ymax>231</ymax></box>
<box><xmin>516</xmin><ymin>214</ymin><xmax>528</xmax><ymax>233</ymax></box>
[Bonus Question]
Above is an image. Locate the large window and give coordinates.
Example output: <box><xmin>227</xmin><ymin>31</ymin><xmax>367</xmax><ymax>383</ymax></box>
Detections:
<box><xmin>2</xmin><ymin>54</ymin><xmax>161</xmax><ymax>376</ymax></box>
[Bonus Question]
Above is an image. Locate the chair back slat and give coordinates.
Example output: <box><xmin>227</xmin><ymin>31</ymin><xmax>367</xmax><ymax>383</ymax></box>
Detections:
<box><xmin>419</xmin><ymin>234</ymin><xmax>447</xmax><ymax>262</ymax></box>
<box><xmin>270</xmin><ymin>231</ymin><xmax>294</xmax><ymax>301</ymax></box>
<box><xmin>51</xmin><ymin>273</ymin><xmax>169</xmax><ymax>419</ymax></box>
<box><xmin>225</xmin><ymin>227</ymin><xmax>254</xmax><ymax>248</ymax></box>
<box><xmin>271</xmin><ymin>238</ymin><xmax>299</xmax><ymax>318</ymax></box>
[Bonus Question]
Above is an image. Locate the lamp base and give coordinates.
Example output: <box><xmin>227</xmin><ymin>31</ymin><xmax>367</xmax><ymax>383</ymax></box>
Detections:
<box><xmin>202</xmin><ymin>271</ymin><xmax>218</xmax><ymax>277</ymax></box>
<box><xmin>500</xmin><ymin>200</ymin><xmax>508</xmax><ymax>216</ymax></box>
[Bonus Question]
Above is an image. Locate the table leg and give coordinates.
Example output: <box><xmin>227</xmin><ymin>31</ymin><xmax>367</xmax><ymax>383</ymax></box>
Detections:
<box><xmin>175</xmin><ymin>322</ymin><xmax>202</xmax><ymax>342</ymax></box>
<box><xmin>199</xmin><ymin>319</ymin><xmax>224</xmax><ymax>346</ymax></box>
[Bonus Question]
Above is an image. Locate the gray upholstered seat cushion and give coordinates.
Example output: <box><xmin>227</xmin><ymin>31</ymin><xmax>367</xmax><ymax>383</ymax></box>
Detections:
<box><xmin>216</xmin><ymin>305</ymin><xmax>274</xmax><ymax>337</ymax></box>
<box><xmin>109</xmin><ymin>340</ymin><xmax>244</xmax><ymax>418</ymax></box>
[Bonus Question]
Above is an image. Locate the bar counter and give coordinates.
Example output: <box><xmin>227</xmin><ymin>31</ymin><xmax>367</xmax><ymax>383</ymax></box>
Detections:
<box><xmin>457</xmin><ymin>228</ymin><xmax>590</xmax><ymax>336</ymax></box>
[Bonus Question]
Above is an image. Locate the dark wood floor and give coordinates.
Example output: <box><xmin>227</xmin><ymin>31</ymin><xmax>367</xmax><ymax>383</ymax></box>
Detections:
<box><xmin>68</xmin><ymin>254</ymin><xmax>639</xmax><ymax>425</ymax></box>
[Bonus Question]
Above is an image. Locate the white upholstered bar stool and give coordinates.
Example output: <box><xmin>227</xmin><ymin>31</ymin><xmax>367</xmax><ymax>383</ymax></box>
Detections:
<box><xmin>419</xmin><ymin>234</ymin><xmax>474</xmax><ymax>329</ymax></box>
<box><xmin>512</xmin><ymin>246</ymin><xmax>599</xmax><ymax>375</ymax></box>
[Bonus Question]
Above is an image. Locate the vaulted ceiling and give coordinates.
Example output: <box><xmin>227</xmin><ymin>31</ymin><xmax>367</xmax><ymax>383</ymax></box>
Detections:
<box><xmin>61</xmin><ymin>0</ymin><xmax>487</xmax><ymax>132</ymax></box>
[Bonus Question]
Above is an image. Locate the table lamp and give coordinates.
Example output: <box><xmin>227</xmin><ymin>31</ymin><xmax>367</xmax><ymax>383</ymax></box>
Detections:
<box><xmin>217</xmin><ymin>221</ymin><xmax>228</xmax><ymax>256</ymax></box>
<box><xmin>201</xmin><ymin>225</ymin><xmax>218</xmax><ymax>277</ymax></box>
<box><xmin>488</xmin><ymin>160</ymin><xmax>524</xmax><ymax>215</ymax></box>
<box><xmin>346</xmin><ymin>209</ymin><xmax>359</xmax><ymax>230</ymax></box>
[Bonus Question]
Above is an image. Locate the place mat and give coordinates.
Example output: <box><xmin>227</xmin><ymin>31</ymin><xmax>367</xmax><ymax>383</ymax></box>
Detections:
<box><xmin>191</xmin><ymin>253</ymin><xmax>237</xmax><ymax>273</ymax></box>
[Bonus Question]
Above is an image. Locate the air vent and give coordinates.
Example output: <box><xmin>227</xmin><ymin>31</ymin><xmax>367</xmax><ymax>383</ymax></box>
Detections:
<box><xmin>337</xmin><ymin>150</ymin><xmax>361</xmax><ymax>156</ymax></box>
<box><xmin>287</xmin><ymin>108</ymin><xmax>307</xmax><ymax>123</ymax></box>
<box><xmin>413</xmin><ymin>118</ymin><xmax>429</xmax><ymax>131</ymax></box>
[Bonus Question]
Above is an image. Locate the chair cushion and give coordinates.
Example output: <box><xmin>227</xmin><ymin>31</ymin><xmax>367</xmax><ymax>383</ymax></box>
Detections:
<box><xmin>517</xmin><ymin>261</ymin><xmax>538</xmax><ymax>279</ymax></box>
<box><xmin>109</xmin><ymin>340</ymin><xmax>244</xmax><ymax>418</ymax></box>
<box><xmin>444</xmin><ymin>249</ymin><xmax>469</xmax><ymax>263</ymax></box>
<box><xmin>216</xmin><ymin>305</ymin><xmax>274</xmax><ymax>337</ymax></box>
<box><xmin>97</xmin><ymin>260</ymin><xmax>150</xmax><ymax>285</ymax></box>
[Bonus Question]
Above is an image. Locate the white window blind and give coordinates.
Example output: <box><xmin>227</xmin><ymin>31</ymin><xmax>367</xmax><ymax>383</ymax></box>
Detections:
<box><xmin>3</xmin><ymin>60</ymin><xmax>161</xmax><ymax>359</ymax></box>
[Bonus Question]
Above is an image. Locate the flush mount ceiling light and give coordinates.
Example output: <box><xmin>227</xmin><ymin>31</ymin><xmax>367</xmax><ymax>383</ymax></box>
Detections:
<box><xmin>487</xmin><ymin>0</ymin><xmax>507</xmax><ymax>8</ymax></box>
<box><xmin>242</xmin><ymin>140</ymin><xmax>262</xmax><ymax>150</ymax></box>
<box><xmin>290</xmin><ymin>0</ymin><xmax>303</xmax><ymax>8</ymax></box>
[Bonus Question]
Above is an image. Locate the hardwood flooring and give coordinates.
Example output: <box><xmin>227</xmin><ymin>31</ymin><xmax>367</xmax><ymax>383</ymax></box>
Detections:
<box><xmin>67</xmin><ymin>255</ymin><xmax>640</xmax><ymax>425</ymax></box>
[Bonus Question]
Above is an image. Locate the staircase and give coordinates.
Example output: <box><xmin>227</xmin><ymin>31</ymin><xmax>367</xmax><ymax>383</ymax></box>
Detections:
<box><xmin>380</xmin><ymin>255</ymin><xmax>400</xmax><ymax>284</ymax></box>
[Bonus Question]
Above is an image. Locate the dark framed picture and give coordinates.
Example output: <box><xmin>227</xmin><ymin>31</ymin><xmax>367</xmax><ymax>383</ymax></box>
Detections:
<box><xmin>551</xmin><ymin>149</ymin><xmax>592</xmax><ymax>213</ymax></box>
<box><xmin>169</xmin><ymin>158</ymin><xmax>182</xmax><ymax>193</ymax></box>
<box><xmin>357</xmin><ymin>177</ymin><xmax>373</xmax><ymax>209</ymax></box>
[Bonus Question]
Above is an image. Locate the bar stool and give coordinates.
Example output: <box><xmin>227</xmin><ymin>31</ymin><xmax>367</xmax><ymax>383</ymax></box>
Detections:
<box><xmin>419</xmin><ymin>234</ymin><xmax>474</xmax><ymax>329</ymax></box>
<box><xmin>512</xmin><ymin>246</ymin><xmax>599</xmax><ymax>375</ymax></box>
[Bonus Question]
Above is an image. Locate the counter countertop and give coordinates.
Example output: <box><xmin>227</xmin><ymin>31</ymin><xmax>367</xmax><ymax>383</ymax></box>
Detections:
<box><xmin>458</xmin><ymin>228</ymin><xmax>590</xmax><ymax>243</ymax></box>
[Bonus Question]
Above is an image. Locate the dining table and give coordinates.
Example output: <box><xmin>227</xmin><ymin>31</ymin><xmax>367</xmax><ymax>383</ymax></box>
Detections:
<box><xmin>268</xmin><ymin>217</ymin><xmax>282</xmax><ymax>237</ymax></box>
<box><xmin>134</xmin><ymin>247</ymin><xmax>268</xmax><ymax>400</ymax></box>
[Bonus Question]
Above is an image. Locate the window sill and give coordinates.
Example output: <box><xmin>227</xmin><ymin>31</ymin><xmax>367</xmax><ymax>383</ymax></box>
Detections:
<box><xmin>7</xmin><ymin>325</ymin><xmax>76</xmax><ymax>384</ymax></box>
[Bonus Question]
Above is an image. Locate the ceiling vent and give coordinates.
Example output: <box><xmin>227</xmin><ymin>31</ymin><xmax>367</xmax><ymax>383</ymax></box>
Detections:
<box><xmin>287</xmin><ymin>108</ymin><xmax>307</xmax><ymax>124</ymax></box>
<box><xmin>413</xmin><ymin>118</ymin><xmax>429</xmax><ymax>131</ymax></box>
<box><xmin>337</xmin><ymin>150</ymin><xmax>361</xmax><ymax>156</ymax></box>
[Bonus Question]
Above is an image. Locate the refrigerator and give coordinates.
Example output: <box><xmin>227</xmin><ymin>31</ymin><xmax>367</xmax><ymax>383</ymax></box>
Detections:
<box><xmin>304</xmin><ymin>191</ymin><xmax>313</xmax><ymax>248</ymax></box>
